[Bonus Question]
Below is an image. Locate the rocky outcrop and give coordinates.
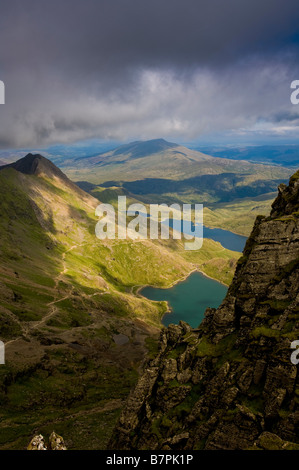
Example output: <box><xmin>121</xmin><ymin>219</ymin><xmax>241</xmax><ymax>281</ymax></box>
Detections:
<box><xmin>28</xmin><ymin>432</ymin><xmax>67</xmax><ymax>450</ymax></box>
<box><xmin>110</xmin><ymin>170</ymin><xmax>299</xmax><ymax>450</ymax></box>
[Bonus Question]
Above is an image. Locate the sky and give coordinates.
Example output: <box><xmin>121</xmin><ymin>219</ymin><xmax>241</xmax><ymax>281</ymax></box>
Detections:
<box><xmin>1</xmin><ymin>0</ymin><xmax>299</xmax><ymax>148</ymax></box>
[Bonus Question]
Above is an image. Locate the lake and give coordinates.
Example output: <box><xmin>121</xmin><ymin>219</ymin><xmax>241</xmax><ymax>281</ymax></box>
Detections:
<box><xmin>167</xmin><ymin>218</ymin><xmax>247</xmax><ymax>252</ymax></box>
<box><xmin>140</xmin><ymin>271</ymin><xmax>228</xmax><ymax>328</ymax></box>
<box><xmin>131</xmin><ymin>211</ymin><xmax>248</xmax><ymax>252</ymax></box>
<box><xmin>203</xmin><ymin>226</ymin><xmax>247</xmax><ymax>252</ymax></box>
<box><xmin>137</xmin><ymin>213</ymin><xmax>245</xmax><ymax>327</ymax></box>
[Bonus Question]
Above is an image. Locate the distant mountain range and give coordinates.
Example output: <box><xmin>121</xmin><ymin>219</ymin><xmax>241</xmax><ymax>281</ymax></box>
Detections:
<box><xmin>59</xmin><ymin>138</ymin><xmax>292</xmax><ymax>207</ymax></box>
<box><xmin>1</xmin><ymin>140</ymin><xmax>299</xmax><ymax>170</ymax></box>
<box><xmin>74</xmin><ymin>138</ymin><xmax>179</xmax><ymax>162</ymax></box>
<box><xmin>66</xmin><ymin>138</ymin><xmax>289</xmax><ymax>178</ymax></box>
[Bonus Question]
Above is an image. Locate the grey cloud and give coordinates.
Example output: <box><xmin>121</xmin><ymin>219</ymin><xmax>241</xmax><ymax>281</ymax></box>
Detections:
<box><xmin>1</xmin><ymin>0</ymin><xmax>299</xmax><ymax>72</ymax></box>
<box><xmin>271</xmin><ymin>111</ymin><xmax>299</xmax><ymax>122</ymax></box>
<box><xmin>0</xmin><ymin>0</ymin><xmax>299</xmax><ymax>147</ymax></box>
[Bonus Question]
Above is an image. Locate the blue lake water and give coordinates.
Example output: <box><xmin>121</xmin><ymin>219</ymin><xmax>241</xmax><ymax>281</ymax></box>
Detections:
<box><xmin>141</xmin><ymin>271</ymin><xmax>228</xmax><ymax>328</ymax></box>
<box><xmin>139</xmin><ymin>219</ymin><xmax>246</xmax><ymax>327</ymax></box>
<box><xmin>137</xmin><ymin>213</ymin><xmax>246</xmax><ymax>327</ymax></box>
<box><xmin>131</xmin><ymin>211</ymin><xmax>248</xmax><ymax>252</ymax></box>
<box><xmin>167</xmin><ymin>218</ymin><xmax>247</xmax><ymax>252</ymax></box>
<box><xmin>203</xmin><ymin>226</ymin><xmax>247</xmax><ymax>252</ymax></box>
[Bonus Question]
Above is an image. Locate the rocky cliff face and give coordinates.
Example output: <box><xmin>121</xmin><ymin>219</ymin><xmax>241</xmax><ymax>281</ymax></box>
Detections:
<box><xmin>110</xmin><ymin>171</ymin><xmax>299</xmax><ymax>450</ymax></box>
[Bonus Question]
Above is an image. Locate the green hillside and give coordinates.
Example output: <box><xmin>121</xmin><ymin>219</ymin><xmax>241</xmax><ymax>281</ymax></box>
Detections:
<box><xmin>0</xmin><ymin>155</ymin><xmax>239</xmax><ymax>449</ymax></box>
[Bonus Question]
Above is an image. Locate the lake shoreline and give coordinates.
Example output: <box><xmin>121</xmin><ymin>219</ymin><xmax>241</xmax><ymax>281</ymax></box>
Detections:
<box><xmin>203</xmin><ymin>223</ymin><xmax>248</xmax><ymax>238</ymax></box>
<box><xmin>135</xmin><ymin>263</ymin><xmax>229</xmax><ymax>299</ymax></box>
<box><xmin>134</xmin><ymin>267</ymin><xmax>198</xmax><ymax>322</ymax></box>
<box><xmin>136</xmin><ymin>266</ymin><xmax>229</xmax><ymax>326</ymax></box>
<box><xmin>135</xmin><ymin>266</ymin><xmax>198</xmax><ymax>297</ymax></box>
<box><xmin>132</xmin><ymin>223</ymin><xmax>244</xmax><ymax>327</ymax></box>
<box><xmin>139</xmin><ymin>269</ymin><xmax>228</xmax><ymax>328</ymax></box>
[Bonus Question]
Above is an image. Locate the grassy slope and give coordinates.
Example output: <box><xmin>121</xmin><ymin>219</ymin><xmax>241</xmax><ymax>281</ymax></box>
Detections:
<box><xmin>203</xmin><ymin>194</ymin><xmax>276</xmax><ymax>236</ymax></box>
<box><xmin>0</xmin><ymin>167</ymin><xmax>238</xmax><ymax>449</ymax></box>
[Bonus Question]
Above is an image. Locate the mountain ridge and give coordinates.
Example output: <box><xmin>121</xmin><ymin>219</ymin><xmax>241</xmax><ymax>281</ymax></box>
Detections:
<box><xmin>0</xmin><ymin>153</ymin><xmax>93</xmax><ymax>201</ymax></box>
<box><xmin>83</xmin><ymin>138</ymin><xmax>179</xmax><ymax>162</ymax></box>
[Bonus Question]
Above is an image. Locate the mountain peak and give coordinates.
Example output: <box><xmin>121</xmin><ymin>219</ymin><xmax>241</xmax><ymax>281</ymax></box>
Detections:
<box><xmin>271</xmin><ymin>169</ymin><xmax>299</xmax><ymax>217</ymax></box>
<box><xmin>0</xmin><ymin>152</ymin><xmax>94</xmax><ymax>201</ymax></box>
<box><xmin>0</xmin><ymin>153</ymin><xmax>63</xmax><ymax>178</ymax></box>
<box><xmin>112</xmin><ymin>138</ymin><xmax>178</xmax><ymax>159</ymax></box>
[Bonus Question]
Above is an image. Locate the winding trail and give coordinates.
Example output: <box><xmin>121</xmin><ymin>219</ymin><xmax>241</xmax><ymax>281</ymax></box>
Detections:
<box><xmin>4</xmin><ymin>244</ymin><xmax>80</xmax><ymax>348</ymax></box>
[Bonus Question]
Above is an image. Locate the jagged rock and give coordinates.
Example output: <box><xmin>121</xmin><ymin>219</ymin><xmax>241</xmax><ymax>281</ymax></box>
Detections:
<box><xmin>49</xmin><ymin>431</ymin><xmax>67</xmax><ymax>450</ymax></box>
<box><xmin>264</xmin><ymin>388</ymin><xmax>287</xmax><ymax>419</ymax></box>
<box><xmin>222</xmin><ymin>386</ymin><xmax>239</xmax><ymax>406</ymax></box>
<box><xmin>237</xmin><ymin>368</ymin><xmax>253</xmax><ymax>393</ymax></box>
<box><xmin>163</xmin><ymin>432</ymin><xmax>189</xmax><ymax>447</ymax></box>
<box><xmin>256</xmin><ymin>431</ymin><xmax>287</xmax><ymax>450</ymax></box>
<box><xmin>166</xmin><ymin>324</ymin><xmax>183</xmax><ymax>345</ymax></box>
<box><xmin>161</xmin><ymin>358</ymin><xmax>177</xmax><ymax>383</ymax></box>
<box><xmin>28</xmin><ymin>432</ymin><xmax>67</xmax><ymax>450</ymax></box>
<box><xmin>253</xmin><ymin>359</ymin><xmax>267</xmax><ymax>385</ymax></box>
<box><xmin>204</xmin><ymin>419</ymin><xmax>260</xmax><ymax>450</ymax></box>
<box><xmin>235</xmin><ymin>404</ymin><xmax>257</xmax><ymax>422</ymax></box>
<box><xmin>177</xmin><ymin>368</ymin><xmax>192</xmax><ymax>384</ymax></box>
<box><xmin>178</xmin><ymin>321</ymin><xmax>192</xmax><ymax>334</ymax></box>
<box><xmin>157</xmin><ymin>384</ymin><xmax>191</xmax><ymax>412</ymax></box>
<box><xmin>109</xmin><ymin>171</ymin><xmax>299</xmax><ymax>451</ymax></box>
<box><xmin>27</xmin><ymin>434</ymin><xmax>47</xmax><ymax>450</ymax></box>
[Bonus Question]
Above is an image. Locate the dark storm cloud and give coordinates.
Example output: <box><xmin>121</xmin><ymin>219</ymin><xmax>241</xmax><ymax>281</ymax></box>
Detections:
<box><xmin>0</xmin><ymin>0</ymin><xmax>299</xmax><ymax>147</ymax></box>
<box><xmin>2</xmin><ymin>0</ymin><xmax>299</xmax><ymax>76</ymax></box>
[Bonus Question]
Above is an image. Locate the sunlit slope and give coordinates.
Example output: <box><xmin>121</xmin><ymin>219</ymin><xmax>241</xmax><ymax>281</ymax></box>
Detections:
<box><xmin>0</xmin><ymin>156</ymin><xmax>240</xmax><ymax>345</ymax></box>
<box><xmin>203</xmin><ymin>193</ymin><xmax>276</xmax><ymax>236</ymax></box>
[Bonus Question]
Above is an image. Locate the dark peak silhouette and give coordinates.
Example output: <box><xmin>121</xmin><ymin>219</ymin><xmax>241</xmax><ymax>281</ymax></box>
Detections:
<box><xmin>0</xmin><ymin>153</ymin><xmax>69</xmax><ymax>180</ymax></box>
<box><xmin>0</xmin><ymin>153</ymin><xmax>92</xmax><ymax>199</ymax></box>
